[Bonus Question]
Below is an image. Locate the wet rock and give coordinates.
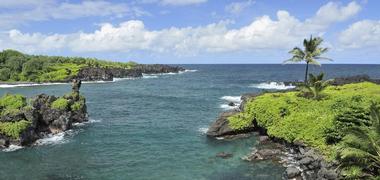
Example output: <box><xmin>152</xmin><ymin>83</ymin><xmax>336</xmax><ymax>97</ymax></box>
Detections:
<box><xmin>245</xmin><ymin>147</ymin><xmax>283</xmax><ymax>161</ymax></box>
<box><xmin>258</xmin><ymin>136</ymin><xmax>269</xmax><ymax>143</ymax></box>
<box><xmin>19</xmin><ymin>126</ymin><xmax>39</xmax><ymax>146</ymax></box>
<box><xmin>228</xmin><ymin>102</ymin><xmax>235</xmax><ymax>106</ymax></box>
<box><xmin>0</xmin><ymin>135</ymin><xmax>9</xmax><ymax>148</ymax></box>
<box><xmin>216</xmin><ymin>152</ymin><xmax>233</xmax><ymax>159</ymax></box>
<box><xmin>286</xmin><ymin>166</ymin><xmax>301</xmax><ymax>179</ymax></box>
<box><xmin>299</xmin><ymin>157</ymin><xmax>314</xmax><ymax>166</ymax></box>
<box><xmin>49</xmin><ymin>112</ymin><xmax>72</xmax><ymax>133</ymax></box>
<box><xmin>318</xmin><ymin>168</ymin><xmax>338</xmax><ymax>180</ymax></box>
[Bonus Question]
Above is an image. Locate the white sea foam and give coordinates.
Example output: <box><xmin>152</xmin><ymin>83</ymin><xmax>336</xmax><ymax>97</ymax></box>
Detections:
<box><xmin>250</xmin><ymin>82</ymin><xmax>295</xmax><ymax>90</ymax></box>
<box><xmin>113</xmin><ymin>77</ymin><xmax>136</xmax><ymax>82</ymax></box>
<box><xmin>73</xmin><ymin>119</ymin><xmax>102</xmax><ymax>127</ymax></box>
<box><xmin>142</xmin><ymin>75</ymin><xmax>159</xmax><ymax>79</ymax></box>
<box><xmin>220</xmin><ymin>104</ymin><xmax>239</xmax><ymax>110</ymax></box>
<box><xmin>220</xmin><ymin>96</ymin><xmax>241</xmax><ymax>110</ymax></box>
<box><xmin>2</xmin><ymin>145</ymin><xmax>24</xmax><ymax>152</ymax></box>
<box><xmin>220</xmin><ymin>96</ymin><xmax>241</xmax><ymax>103</ymax></box>
<box><xmin>34</xmin><ymin>131</ymin><xmax>68</xmax><ymax>146</ymax></box>
<box><xmin>0</xmin><ymin>82</ymin><xmax>67</xmax><ymax>88</ymax></box>
<box><xmin>184</xmin><ymin>69</ymin><xmax>198</xmax><ymax>72</ymax></box>
<box><xmin>198</xmin><ymin>127</ymin><xmax>209</xmax><ymax>134</ymax></box>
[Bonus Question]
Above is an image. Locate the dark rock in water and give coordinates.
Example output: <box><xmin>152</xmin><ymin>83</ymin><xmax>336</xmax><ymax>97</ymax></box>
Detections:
<box><xmin>206</xmin><ymin>111</ymin><xmax>254</xmax><ymax>137</ymax></box>
<box><xmin>49</xmin><ymin>112</ymin><xmax>72</xmax><ymax>133</ymax></box>
<box><xmin>76</xmin><ymin>67</ymin><xmax>114</xmax><ymax>81</ymax></box>
<box><xmin>0</xmin><ymin>135</ymin><xmax>9</xmax><ymax>148</ymax></box>
<box><xmin>216</xmin><ymin>152</ymin><xmax>233</xmax><ymax>159</ymax></box>
<box><xmin>228</xmin><ymin>102</ymin><xmax>235</xmax><ymax>106</ymax></box>
<box><xmin>72</xmin><ymin>79</ymin><xmax>81</xmax><ymax>93</ymax></box>
<box><xmin>19</xmin><ymin>126</ymin><xmax>39</xmax><ymax>146</ymax></box>
<box><xmin>330</xmin><ymin>74</ymin><xmax>380</xmax><ymax>86</ymax></box>
<box><xmin>134</xmin><ymin>64</ymin><xmax>185</xmax><ymax>74</ymax></box>
<box><xmin>286</xmin><ymin>166</ymin><xmax>301</xmax><ymax>179</ymax></box>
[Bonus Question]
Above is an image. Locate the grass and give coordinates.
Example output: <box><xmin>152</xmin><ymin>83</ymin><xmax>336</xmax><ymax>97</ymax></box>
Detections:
<box><xmin>228</xmin><ymin>82</ymin><xmax>380</xmax><ymax>159</ymax></box>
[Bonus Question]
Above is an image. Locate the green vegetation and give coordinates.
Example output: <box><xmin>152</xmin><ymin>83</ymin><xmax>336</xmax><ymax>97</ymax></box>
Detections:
<box><xmin>299</xmin><ymin>73</ymin><xmax>332</xmax><ymax>100</ymax></box>
<box><xmin>228</xmin><ymin>82</ymin><xmax>380</xmax><ymax>158</ymax></box>
<box><xmin>51</xmin><ymin>98</ymin><xmax>69</xmax><ymax>110</ymax></box>
<box><xmin>0</xmin><ymin>120</ymin><xmax>31</xmax><ymax>139</ymax></box>
<box><xmin>0</xmin><ymin>94</ymin><xmax>26</xmax><ymax>110</ymax></box>
<box><xmin>338</xmin><ymin>102</ymin><xmax>380</xmax><ymax>178</ymax></box>
<box><xmin>0</xmin><ymin>94</ymin><xmax>30</xmax><ymax>138</ymax></box>
<box><xmin>0</xmin><ymin>49</ymin><xmax>137</xmax><ymax>82</ymax></box>
<box><xmin>228</xmin><ymin>82</ymin><xmax>380</xmax><ymax>178</ymax></box>
<box><xmin>284</xmin><ymin>36</ymin><xmax>331</xmax><ymax>83</ymax></box>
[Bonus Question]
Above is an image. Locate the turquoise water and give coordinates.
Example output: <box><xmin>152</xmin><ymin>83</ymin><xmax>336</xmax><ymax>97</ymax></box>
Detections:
<box><xmin>0</xmin><ymin>64</ymin><xmax>379</xmax><ymax>180</ymax></box>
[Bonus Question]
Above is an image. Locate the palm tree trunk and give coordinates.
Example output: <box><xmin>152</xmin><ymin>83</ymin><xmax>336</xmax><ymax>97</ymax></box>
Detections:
<box><xmin>304</xmin><ymin>62</ymin><xmax>309</xmax><ymax>83</ymax></box>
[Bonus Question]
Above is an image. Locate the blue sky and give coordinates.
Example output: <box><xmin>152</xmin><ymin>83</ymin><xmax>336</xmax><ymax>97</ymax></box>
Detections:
<box><xmin>0</xmin><ymin>0</ymin><xmax>379</xmax><ymax>64</ymax></box>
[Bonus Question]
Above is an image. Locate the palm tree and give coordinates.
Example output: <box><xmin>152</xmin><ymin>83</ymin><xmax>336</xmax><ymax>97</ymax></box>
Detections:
<box><xmin>339</xmin><ymin>102</ymin><xmax>380</xmax><ymax>178</ymax></box>
<box><xmin>284</xmin><ymin>36</ymin><xmax>331</xmax><ymax>83</ymax></box>
<box><xmin>299</xmin><ymin>73</ymin><xmax>332</xmax><ymax>100</ymax></box>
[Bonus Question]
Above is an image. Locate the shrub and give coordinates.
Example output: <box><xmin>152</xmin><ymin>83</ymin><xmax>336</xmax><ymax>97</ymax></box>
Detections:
<box><xmin>0</xmin><ymin>94</ymin><xmax>27</xmax><ymax>109</ymax></box>
<box><xmin>51</xmin><ymin>98</ymin><xmax>69</xmax><ymax>110</ymax></box>
<box><xmin>229</xmin><ymin>82</ymin><xmax>380</xmax><ymax>159</ymax></box>
<box><xmin>71</xmin><ymin>101</ymin><xmax>84</xmax><ymax>111</ymax></box>
<box><xmin>0</xmin><ymin>120</ymin><xmax>31</xmax><ymax>139</ymax></box>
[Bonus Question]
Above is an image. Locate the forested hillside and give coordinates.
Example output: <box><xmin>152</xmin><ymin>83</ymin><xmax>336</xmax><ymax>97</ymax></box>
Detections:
<box><xmin>0</xmin><ymin>49</ymin><xmax>137</xmax><ymax>82</ymax></box>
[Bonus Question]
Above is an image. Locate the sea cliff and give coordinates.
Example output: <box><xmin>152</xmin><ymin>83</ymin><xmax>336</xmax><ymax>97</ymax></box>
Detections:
<box><xmin>0</xmin><ymin>80</ymin><xmax>88</xmax><ymax>149</ymax></box>
<box><xmin>207</xmin><ymin>75</ymin><xmax>380</xmax><ymax>179</ymax></box>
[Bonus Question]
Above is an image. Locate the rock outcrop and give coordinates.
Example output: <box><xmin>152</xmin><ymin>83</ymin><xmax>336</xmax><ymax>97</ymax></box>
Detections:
<box><xmin>331</xmin><ymin>74</ymin><xmax>380</xmax><ymax>86</ymax></box>
<box><xmin>0</xmin><ymin>79</ymin><xmax>88</xmax><ymax>148</ymax></box>
<box><xmin>75</xmin><ymin>64</ymin><xmax>185</xmax><ymax>81</ymax></box>
<box><xmin>206</xmin><ymin>111</ymin><xmax>255</xmax><ymax>137</ymax></box>
<box><xmin>206</xmin><ymin>75</ymin><xmax>378</xmax><ymax>179</ymax></box>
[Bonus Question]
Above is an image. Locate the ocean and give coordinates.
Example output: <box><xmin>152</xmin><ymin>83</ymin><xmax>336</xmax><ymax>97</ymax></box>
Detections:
<box><xmin>0</xmin><ymin>64</ymin><xmax>379</xmax><ymax>180</ymax></box>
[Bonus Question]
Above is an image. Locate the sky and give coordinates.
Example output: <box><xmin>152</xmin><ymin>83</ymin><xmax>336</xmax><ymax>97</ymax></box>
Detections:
<box><xmin>0</xmin><ymin>0</ymin><xmax>379</xmax><ymax>64</ymax></box>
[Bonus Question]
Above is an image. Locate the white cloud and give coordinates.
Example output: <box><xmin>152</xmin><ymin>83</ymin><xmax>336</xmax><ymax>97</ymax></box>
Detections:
<box><xmin>225</xmin><ymin>0</ymin><xmax>255</xmax><ymax>15</ymax></box>
<box><xmin>304</xmin><ymin>1</ymin><xmax>361</xmax><ymax>31</ymax></box>
<box><xmin>161</xmin><ymin>0</ymin><xmax>207</xmax><ymax>6</ymax></box>
<box><xmin>1</xmin><ymin>1</ymin><xmax>361</xmax><ymax>56</ymax></box>
<box><xmin>0</xmin><ymin>0</ymin><xmax>52</xmax><ymax>8</ymax></box>
<box><xmin>0</xmin><ymin>1</ymin><xmax>147</xmax><ymax>28</ymax></box>
<box><xmin>139</xmin><ymin>0</ymin><xmax>207</xmax><ymax>6</ymax></box>
<box><xmin>338</xmin><ymin>20</ymin><xmax>380</xmax><ymax>49</ymax></box>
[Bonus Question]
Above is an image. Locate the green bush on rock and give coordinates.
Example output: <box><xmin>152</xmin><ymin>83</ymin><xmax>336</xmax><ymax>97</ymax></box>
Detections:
<box><xmin>51</xmin><ymin>98</ymin><xmax>69</xmax><ymax>110</ymax></box>
<box><xmin>0</xmin><ymin>120</ymin><xmax>31</xmax><ymax>139</ymax></box>
<box><xmin>0</xmin><ymin>94</ymin><xmax>27</xmax><ymax>110</ymax></box>
<box><xmin>229</xmin><ymin>82</ymin><xmax>380</xmax><ymax>159</ymax></box>
<box><xmin>71</xmin><ymin>101</ymin><xmax>84</xmax><ymax>111</ymax></box>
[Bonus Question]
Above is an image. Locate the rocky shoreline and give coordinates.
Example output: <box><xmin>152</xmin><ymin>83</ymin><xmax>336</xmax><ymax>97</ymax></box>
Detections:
<box><xmin>207</xmin><ymin>75</ymin><xmax>380</xmax><ymax>180</ymax></box>
<box><xmin>75</xmin><ymin>64</ymin><xmax>185</xmax><ymax>82</ymax></box>
<box><xmin>0</xmin><ymin>80</ymin><xmax>88</xmax><ymax>150</ymax></box>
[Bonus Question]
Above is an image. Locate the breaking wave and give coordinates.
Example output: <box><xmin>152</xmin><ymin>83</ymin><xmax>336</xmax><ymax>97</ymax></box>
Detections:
<box><xmin>250</xmin><ymin>82</ymin><xmax>295</xmax><ymax>90</ymax></box>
